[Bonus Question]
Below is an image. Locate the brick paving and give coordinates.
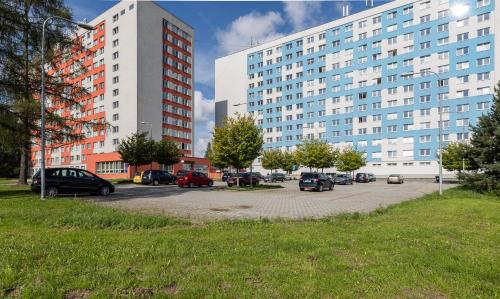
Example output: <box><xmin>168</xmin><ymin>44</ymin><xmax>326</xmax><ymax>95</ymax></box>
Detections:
<box><xmin>95</xmin><ymin>180</ymin><xmax>455</xmax><ymax>220</ymax></box>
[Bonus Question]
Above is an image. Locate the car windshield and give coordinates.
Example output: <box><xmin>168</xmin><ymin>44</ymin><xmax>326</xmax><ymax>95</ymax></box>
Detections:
<box><xmin>389</xmin><ymin>174</ymin><xmax>399</xmax><ymax>177</ymax></box>
<box><xmin>337</xmin><ymin>174</ymin><xmax>346</xmax><ymax>178</ymax></box>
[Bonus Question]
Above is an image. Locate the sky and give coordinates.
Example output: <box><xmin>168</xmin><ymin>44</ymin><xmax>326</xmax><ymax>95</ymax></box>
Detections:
<box><xmin>66</xmin><ymin>0</ymin><xmax>391</xmax><ymax>157</ymax></box>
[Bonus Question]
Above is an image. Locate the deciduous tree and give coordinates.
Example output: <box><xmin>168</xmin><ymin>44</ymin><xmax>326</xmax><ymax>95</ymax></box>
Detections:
<box><xmin>441</xmin><ymin>142</ymin><xmax>477</xmax><ymax>173</ymax></box>
<box><xmin>295</xmin><ymin>139</ymin><xmax>337</xmax><ymax>171</ymax></box>
<box><xmin>154</xmin><ymin>139</ymin><xmax>182</xmax><ymax>167</ymax></box>
<box><xmin>118</xmin><ymin>132</ymin><xmax>154</xmax><ymax>173</ymax></box>
<box><xmin>261</xmin><ymin>149</ymin><xmax>283</xmax><ymax>173</ymax></box>
<box><xmin>336</xmin><ymin>147</ymin><xmax>366</xmax><ymax>176</ymax></box>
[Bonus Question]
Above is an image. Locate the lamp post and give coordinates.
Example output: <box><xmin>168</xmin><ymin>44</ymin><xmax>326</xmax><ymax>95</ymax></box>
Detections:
<box><xmin>140</xmin><ymin>121</ymin><xmax>153</xmax><ymax>169</ymax></box>
<box><xmin>401</xmin><ymin>70</ymin><xmax>443</xmax><ymax>196</ymax></box>
<box><xmin>40</xmin><ymin>17</ymin><xmax>93</xmax><ymax>200</ymax></box>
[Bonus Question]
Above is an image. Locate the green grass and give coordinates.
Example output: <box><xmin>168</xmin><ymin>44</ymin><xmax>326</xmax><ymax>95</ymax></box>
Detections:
<box><xmin>0</xmin><ymin>184</ymin><xmax>499</xmax><ymax>298</ymax></box>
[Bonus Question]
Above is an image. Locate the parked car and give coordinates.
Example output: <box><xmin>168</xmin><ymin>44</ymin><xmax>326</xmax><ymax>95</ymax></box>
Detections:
<box><xmin>334</xmin><ymin>173</ymin><xmax>353</xmax><ymax>185</ymax></box>
<box><xmin>221</xmin><ymin>172</ymin><xmax>232</xmax><ymax>182</ymax></box>
<box><xmin>226</xmin><ymin>173</ymin><xmax>260</xmax><ymax>187</ymax></box>
<box><xmin>299</xmin><ymin>172</ymin><xmax>334</xmax><ymax>192</ymax></box>
<box><xmin>285</xmin><ymin>174</ymin><xmax>294</xmax><ymax>181</ymax></box>
<box><xmin>31</xmin><ymin>167</ymin><xmax>115</xmax><ymax>197</ymax></box>
<box><xmin>177</xmin><ymin>171</ymin><xmax>213</xmax><ymax>188</ymax></box>
<box><xmin>133</xmin><ymin>171</ymin><xmax>144</xmax><ymax>184</ymax></box>
<box><xmin>264</xmin><ymin>173</ymin><xmax>286</xmax><ymax>182</ymax></box>
<box><xmin>140</xmin><ymin>170</ymin><xmax>176</xmax><ymax>185</ymax></box>
<box><xmin>387</xmin><ymin>174</ymin><xmax>404</xmax><ymax>184</ymax></box>
<box><xmin>250</xmin><ymin>172</ymin><xmax>264</xmax><ymax>180</ymax></box>
<box><xmin>325</xmin><ymin>172</ymin><xmax>336</xmax><ymax>180</ymax></box>
<box><xmin>355</xmin><ymin>173</ymin><xmax>376</xmax><ymax>183</ymax></box>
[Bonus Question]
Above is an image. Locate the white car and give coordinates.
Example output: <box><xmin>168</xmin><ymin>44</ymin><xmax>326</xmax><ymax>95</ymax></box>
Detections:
<box><xmin>387</xmin><ymin>174</ymin><xmax>404</xmax><ymax>184</ymax></box>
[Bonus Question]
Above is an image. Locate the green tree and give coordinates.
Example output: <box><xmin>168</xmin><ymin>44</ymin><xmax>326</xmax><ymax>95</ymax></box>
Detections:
<box><xmin>118</xmin><ymin>132</ymin><xmax>155</xmax><ymax>173</ymax></box>
<box><xmin>441</xmin><ymin>142</ymin><xmax>477</xmax><ymax>173</ymax></box>
<box><xmin>206</xmin><ymin>141</ymin><xmax>228</xmax><ymax>170</ymax></box>
<box><xmin>336</xmin><ymin>147</ymin><xmax>366</xmax><ymax>176</ymax></box>
<box><xmin>212</xmin><ymin>114</ymin><xmax>263</xmax><ymax>185</ymax></box>
<box><xmin>154</xmin><ymin>139</ymin><xmax>182</xmax><ymax>167</ymax></box>
<box><xmin>0</xmin><ymin>1</ymin><xmax>95</xmax><ymax>184</ymax></box>
<box><xmin>460</xmin><ymin>82</ymin><xmax>500</xmax><ymax>195</ymax></box>
<box><xmin>279</xmin><ymin>151</ymin><xmax>297</xmax><ymax>174</ymax></box>
<box><xmin>204</xmin><ymin>142</ymin><xmax>212</xmax><ymax>158</ymax></box>
<box><xmin>261</xmin><ymin>149</ymin><xmax>283</xmax><ymax>173</ymax></box>
<box><xmin>295</xmin><ymin>139</ymin><xmax>337</xmax><ymax>171</ymax></box>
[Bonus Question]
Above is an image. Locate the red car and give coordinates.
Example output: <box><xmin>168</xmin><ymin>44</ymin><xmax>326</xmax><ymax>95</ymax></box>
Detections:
<box><xmin>177</xmin><ymin>171</ymin><xmax>214</xmax><ymax>188</ymax></box>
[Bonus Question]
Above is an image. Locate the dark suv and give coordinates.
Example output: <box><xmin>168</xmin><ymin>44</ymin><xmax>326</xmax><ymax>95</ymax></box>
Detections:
<box><xmin>141</xmin><ymin>170</ymin><xmax>176</xmax><ymax>185</ymax></box>
<box><xmin>31</xmin><ymin>168</ymin><xmax>115</xmax><ymax>197</ymax></box>
<box><xmin>226</xmin><ymin>173</ymin><xmax>260</xmax><ymax>187</ymax></box>
<box><xmin>264</xmin><ymin>173</ymin><xmax>285</xmax><ymax>182</ymax></box>
<box><xmin>355</xmin><ymin>173</ymin><xmax>376</xmax><ymax>183</ymax></box>
<box><xmin>299</xmin><ymin>172</ymin><xmax>334</xmax><ymax>192</ymax></box>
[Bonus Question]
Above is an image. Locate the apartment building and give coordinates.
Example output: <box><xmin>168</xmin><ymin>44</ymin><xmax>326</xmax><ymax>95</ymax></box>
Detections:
<box><xmin>215</xmin><ymin>0</ymin><xmax>498</xmax><ymax>175</ymax></box>
<box><xmin>31</xmin><ymin>1</ymin><xmax>195</xmax><ymax>178</ymax></box>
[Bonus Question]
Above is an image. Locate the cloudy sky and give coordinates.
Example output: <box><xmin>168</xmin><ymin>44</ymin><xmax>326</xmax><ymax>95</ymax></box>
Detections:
<box><xmin>67</xmin><ymin>0</ymin><xmax>390</xmax><ymax>157</ymax></box>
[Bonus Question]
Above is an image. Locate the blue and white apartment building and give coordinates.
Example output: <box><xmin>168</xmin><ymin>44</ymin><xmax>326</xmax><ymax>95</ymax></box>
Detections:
<box><xmin>215</xmin><ymin>0</ymin><xmax>498</xmax><ymax>175</ymax></box>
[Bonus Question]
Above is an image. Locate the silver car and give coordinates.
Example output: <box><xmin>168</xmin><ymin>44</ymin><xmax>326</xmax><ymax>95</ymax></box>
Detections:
<box><xmin>387</xmin><ymin>174</ymin><xmax>404</xmax><ymax>184</ymax></box>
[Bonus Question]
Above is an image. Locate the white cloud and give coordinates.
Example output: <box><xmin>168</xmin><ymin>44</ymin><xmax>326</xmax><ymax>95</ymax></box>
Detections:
<box><xmin>283</xmin><ymin>1</ymin><xmax>323</xmax><ymax>32</ymax></box>
<box><xmin>194</xmin><ymin>50</ymin><xmax>216</xmax><ymax>87</ymax></box>
<box><xmin>216</xmin><ymin>11</ymin><xmax>285</xmax><ymax>55</ymax></box>
<box><xmin>194</xmin><ymin>90</ymin><xmax>215</xmax><ymax>122</ymax></box>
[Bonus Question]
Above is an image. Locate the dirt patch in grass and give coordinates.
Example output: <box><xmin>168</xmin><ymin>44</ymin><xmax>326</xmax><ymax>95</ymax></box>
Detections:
<box><xmin>3</xmin><ymin>287</ymin><xmax>21</xmax><ymax>298</ymax></box>
<box><xmin>64</xmin><ymin>289</ymin><xmax>91</xmax><ymax>299</ymax></box>
<box><xmin>161</xmin><ymin>283</ymin><xmax>179</xmax><ymax>295</ymax></box>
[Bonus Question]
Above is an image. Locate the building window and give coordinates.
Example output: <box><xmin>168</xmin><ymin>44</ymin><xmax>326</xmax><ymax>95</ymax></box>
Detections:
<box><xmin>112</xmin><ymin>27</ymin><xmax>119</xmax><ymax>35</ymax></box>
<box><xmin>96</xmin><ymin>161</ymin><xmax>128</xmax><ymax>174</ymax></box>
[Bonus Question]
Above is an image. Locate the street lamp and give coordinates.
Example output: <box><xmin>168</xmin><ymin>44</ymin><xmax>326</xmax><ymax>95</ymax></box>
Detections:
<box><xmin>401</xmin><ymin>70</ymin><xmax>444</xmax><ymax>196</ymax></box>
<box><xmin>40</xmin><ymin>17</ymin><xmax>93</xmax><ymax>200</ymax></box>
<box><xmin>140</xmin><ymin>121</ymin><xmax>153</xmax><ymax>169</ymax></box>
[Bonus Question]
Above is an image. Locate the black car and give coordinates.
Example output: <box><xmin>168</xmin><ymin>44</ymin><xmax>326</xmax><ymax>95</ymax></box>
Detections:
<box><xmin>31</xmin><ymin>168</ymin><xmax>115</xmax><ymax>197</ymax></box>
<box><xmin>221</xmin><ymin>172</ymin><xmax>233</xmax><ymax>182</ymax></box>
<box><xmin>264</xmin><ymin>173</ymin><xmax>286</xmax><ymax>182</ymax></box>
<box><xmin>141</xmin><ymin>170</ymin><xmax>176</xmax><ymax>185</ymax></box>
<box><xmin>355</xmin><ymin>173</ymin><xmax>376</xmax><ymax>183</ymax></box>
<box><xmin>226</xmin><ymin>173</ymin><xmax>260</xmax><ymax>187</ymax></box>
<box><xmin>334</xmin><ymin>174</ymin><xmax>353</xmax><ymax>185</ymax></box>
<box><xmin>299</xmin><ymin>172</ymin><xmax>334</xmax><ymax>192</ymax></box>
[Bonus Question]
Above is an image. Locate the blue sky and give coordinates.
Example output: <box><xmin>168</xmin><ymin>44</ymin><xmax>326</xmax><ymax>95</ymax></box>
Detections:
<box><xmin>67</xmin><ymin>0</ymin><xmax>390</xmax><ymax>156</ymax></box>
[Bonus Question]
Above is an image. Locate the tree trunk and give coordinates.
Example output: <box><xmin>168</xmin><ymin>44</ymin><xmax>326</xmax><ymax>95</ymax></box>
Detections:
<box><xmin>17</xmin><ymin>143</ymin><xmax>29</xmax><ymax>185</ymax></box>
<box><xmin>236</xmin><ymin>168</ymin><xmax>240</xmax><ymax>187</ymax></box>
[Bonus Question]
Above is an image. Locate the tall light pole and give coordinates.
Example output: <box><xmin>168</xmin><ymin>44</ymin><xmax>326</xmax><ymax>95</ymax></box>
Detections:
<box><xmin>401</xmin><ymin>70</ymin><xmax>443</xmax><ymax>196</ymax></box>
<box><xmin>40</xmin><ymin>17</ymin><xmax>93</xmax><ymax>200</ymax></box>
<box><xmin>140</xmin><ymin>121</ymin><xmax>153</xmax><ymax>169</ymax></box>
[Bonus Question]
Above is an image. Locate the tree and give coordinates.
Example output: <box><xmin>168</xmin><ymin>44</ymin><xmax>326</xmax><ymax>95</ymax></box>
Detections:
<box><xmin>154</xmin><ymin>139</ymin><xmax>182</xmax><ymax>167</ymax></box>
<box><xmin>118</xmin><ymin>133</ymin><xmax>154</xmax><ymax>173</ymax></box>
<box><xmin>441</xmin><ymin>142</ymin><xmax>477</xmax><ymax>173</ymax></box>
<box><xmin>261</xmin><ymin>149</ymin><xmax>283</xmax><ymax>173</ymax></box>
<box><xmin>460</xmin><ymin>81</ymin><xmax>500</xmax><ymax>195</ymax></box>
<box><xmin>204</xmin><ymin>142</ymin><xmax>212</xmax><ymax>158</ymax></box>
<box><xmin>212</xmin><ymin>114</ymin><xmax>263</xmax><ymax>185</ymax></box>
<box><xmin>279</xmin><ymin>151</ymin><xmax>297</xmax><ymax>174</ymax></box>
<box><xmin>295</xmin><ymin>139</ymin><xmax>337</xmax><ymax>171</ymax></box>
<box><xmin>336</xmin><ymin>147</ymin><xmax>366</xmax><ymax>176</ymax></box>
<box><xmin>0</xmin><ymin>1</ymin><xmax>96</xmax><ymax>184</ymax></box>
<box><xmin>206</xmin><ymin>142</ymin><xmax>228</xmax><ymax>170</ymax></box>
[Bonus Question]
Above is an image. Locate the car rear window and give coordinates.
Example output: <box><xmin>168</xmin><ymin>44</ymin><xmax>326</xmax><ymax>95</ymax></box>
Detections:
<box><xmin>302</xmin><ymin>173</ymin><xmax>317</xmax><ymax>179</ymax></box>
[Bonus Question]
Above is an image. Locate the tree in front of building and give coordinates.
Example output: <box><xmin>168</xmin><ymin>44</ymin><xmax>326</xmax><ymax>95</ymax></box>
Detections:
<box><xmin>211</xmin><ymin>114</ymin><xmax>263</xmax><ymax>186</ymax></box>
<box><xmin>336</xmin><ymin>147</ymin><xmax>366</xmax><ymax>177</ymax></box>
<box><xmin>118</xmin><ymin>132</ymin><xmax>155</xmax><ymax>173</ymax></box>
<box><xmin>280</xmin><ymin>151</ymin><xmax>297</xmax><ymax>174</ymax></box>
<box><xmin>295</xmin><ymin>139</ymin><xmax>338</xmax><ymax>172</ymax></box>
<box><xmin>0</xmin><ymin>1</ymin><xmax>98</xmax><ymax>184</ymax></box>
<box><xmin>459</xmin><ymin>82</ymin><xmax>500</xmax><ymax>195</ymax></box>
<box><xmin>441</xmin><ymin>142</ymin><xmax>477</xmax><ymax>173</ymax></box>
<box><xmin>261</xmin><ymin>149</ymin><xmax>283</xmax><ymax>173</ymax></box>
<box><xmin>154</xmin><ymin>139</ymin><xmax>182</xmax><ymax>168</ymax></box>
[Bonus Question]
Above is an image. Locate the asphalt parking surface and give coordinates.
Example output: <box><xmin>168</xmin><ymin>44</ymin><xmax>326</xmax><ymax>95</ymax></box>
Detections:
<box><xmin>92</xmin><ymin>179</ymin><xmax>455</xmax><ymax>220</ymax></box>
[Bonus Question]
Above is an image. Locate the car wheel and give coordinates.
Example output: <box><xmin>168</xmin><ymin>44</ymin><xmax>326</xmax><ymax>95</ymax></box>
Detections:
<box><xmin>152</xmin><ymin>179</ymin><xmax>159</xmax><ymax>186</ymax></box>
<box><xmin>208</xmin><ymin>181</ymin><xmax>213</xmax><ymax>187</ymax></box>
<box><xmin>188</xmin><ymin>182</ymin><xmax>194</xmax><ymax>188</ymax></box>
<box><xmin>99</xmin><ymin>186</ymin><xmax>111</xmax><ymax>196</ymax></box>
<box><xmin>318</xmin><ymin>184</ymin><xmax>323</xmax><ymax>192</ymax></box>
<box><xmin>45</xmin><ymin>186</ymin><xmax>58</xmax><ymax>197</ymax></box>
<box><xmin>165</xmin><ymin>181</ymin><xmax>170</xmax><ymax>185</ymax></box>
<box><xmin>300</xmin><ymin>188</ymin><xmax>304</xmax><ymax>191</ymax></box>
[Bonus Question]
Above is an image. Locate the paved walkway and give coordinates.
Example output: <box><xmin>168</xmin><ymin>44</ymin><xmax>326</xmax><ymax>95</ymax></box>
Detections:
<box><xmin>94</xmin><ymin>180</ymin><xmax>455</xmax><ymax>220</ymax></box>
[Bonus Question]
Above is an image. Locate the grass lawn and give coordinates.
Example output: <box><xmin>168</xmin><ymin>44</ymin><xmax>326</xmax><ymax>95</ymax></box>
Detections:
<box><xmin>0</xmin><ymin>182</ymin><xmax>498</xmax><ymax>298</ymax></box>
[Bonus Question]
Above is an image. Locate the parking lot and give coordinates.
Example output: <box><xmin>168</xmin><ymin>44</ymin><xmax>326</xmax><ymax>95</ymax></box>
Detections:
<box><xmin>92</xmin><ymin>180</ymin><xmax>453</xmax><ymax>219</ymax></box>
<box><xmin>93</xmin><ymin>179</ymin><xmax>455</xmax><ymax>220</ymax></box>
